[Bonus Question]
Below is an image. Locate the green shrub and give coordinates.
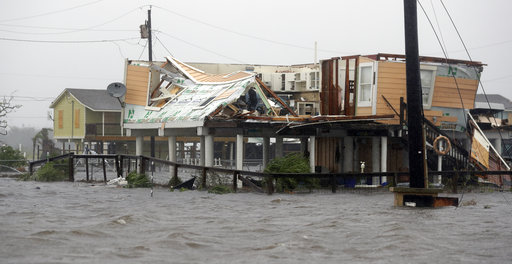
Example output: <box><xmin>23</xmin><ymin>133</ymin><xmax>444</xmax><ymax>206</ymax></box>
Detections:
<box><xmin>168</xmin><ymin>174</ymin><xmax>182</xmax><ymax>188</ymax></box>
<box><xmin>208</xmin><ymin>185</ymin><xmax>232</xmax><ymax>194</ymax></box>
<box><xmin>126</xmin><ymin>172</ymin><xmax>152</xmax><ymax>188</ymax></box>
<box><xmin>0</xmin><ymin>145</ymin><xmax>26</xmax><ymax>170</ymax></box>
<box><xmin>36</xmin><ymin>162</ymin><xmax>67</xmax><ymax>181</ymax></box>
<box><xmin>264</xmin><ymin>153</ymin><xmax>318</xmax><ymax>192</ymax></box>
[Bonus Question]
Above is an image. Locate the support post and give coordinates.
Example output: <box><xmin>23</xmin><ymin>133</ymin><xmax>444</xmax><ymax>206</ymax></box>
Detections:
<box><xmin>201</xmin><ymin>168</ymin><xmax>207</xmax><ymax>189</ymax></box>
<box><xmin>266</xmin><ymin>176</ymin><xmax>274</xmax><ymax>195</ymax></box>
<box><xmin>136</xmin><ymin>136</ymin><xmax>143</xmax><ymax>173</ymax></box>
<box><xmin>309</xmin><ymin>136</ymin><xmax>316</xmax><ymax>173</ymax></box>
<box><xmin>381</xmin><ymin>136</ymin><xmax>388</xmax><ymax>184</ymax></box>
<box><xmin>102</xmin><ymin>157</ymin><xmax>107</xmax><ymax>183</ymax></box>
<box><xmin>115</xmin><ymin>155</ymin><xmax>121</xmax><ymax>178</ymax></box>
<box><xmin>343</xmin><ymin>136</ymin><xmax>353</xmax><ymax>172</ymax></box>
<box><xmin>275</xmin><ymin>136</ymin><xmax>283</xmax><ymax>158</ymax></box>
<box><xmin>168</xmin><ymin>136</ymin><xmax>177</xmax><ymax>178</ymax></box>
<box><xmin>232</xmin><ymin>171</ymin><xmax>238</xmax><ymax>192</ymax></box>
<box><xmin>262</xmin><ymin>137</ymin><xmax>270</xmax><ymax>170</ymax></box>
<box><xmin>372</xmin><ymin>137</ymin><xmax>381</xmax><ymax>185</ymax></box>
<box><xmin>236</xmin><ymin>134</ymin><xmax>244</xmax><ymax>171</ymax></box>
<box><xmin>331</xmin><ymin>175</ymin><xmax>337</xmax><ymax>193</ymax></box>
<box><xmin>200</xmin><ymin>136</ymin><xmax>205</xmax><ymax>167</ymax></box>
<box><xmin>205</xmin><ymin>135</ymin><xmax>214</xmax><ymax>167</ymax></box>
<box><xmin>68</xmin><ymin>153</ymin><xmax>74</xmax><ymax>182</ymax></box>
<box><xmin>85</xmin><ymin>157</ymin><xmax>89</xmax><ymax>181</ymax></box>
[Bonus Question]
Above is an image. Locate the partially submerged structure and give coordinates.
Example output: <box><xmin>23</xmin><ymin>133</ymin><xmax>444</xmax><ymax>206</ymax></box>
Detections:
<box><xmin>118</xmin><ymin>53</ymin><xmax>510</xmax><ymax>188</ymax></box>
<box><xmin>47</xmin><ymin>50</ymin><xmax>511</xmax><ymax>189</ymax></box>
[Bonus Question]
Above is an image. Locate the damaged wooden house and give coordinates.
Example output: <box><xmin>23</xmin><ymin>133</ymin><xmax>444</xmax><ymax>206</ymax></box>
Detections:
<box><xmin>119</xmin><ymin>53</ymin><xmax>509</xmax><ymax>188</ymax></box>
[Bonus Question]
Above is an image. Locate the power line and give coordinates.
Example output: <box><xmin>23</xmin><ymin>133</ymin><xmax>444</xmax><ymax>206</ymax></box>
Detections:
<box><xmin>152</xmin><ymin>5</ymin><xmax>352</xmax><ymax>55</ymax></box>
<box><xmin>0</xmin><ymin>72</ymin><xmax>114</xmax><ymax>81</ymax></box>
<box><xmin>155</xmin><ymin>35</ymin><xmax>174</xmax><ymax>58</ymax></box>
<box><xmin>155</xmin><ymin>31</ymin><xmax>247</xmax><ymax>64</ymax></box>
<box><xmin>438</xmin><ymin>0</ymin><xmax>512</xmax><ymax>164</ymax></box>
<box><xmin>0</xmin><ymin>37</ymin><xmax>139</xmax><ymax>44</ymax></box>
<box><xmin>0</xmin><ymin>0</ymin><xmax>105</xmax><ymax>23</ymax></box>
<box><xmin>0</xmin><ymin>5</ymin><xmax>146</xmax><ymax>36</ymax></box>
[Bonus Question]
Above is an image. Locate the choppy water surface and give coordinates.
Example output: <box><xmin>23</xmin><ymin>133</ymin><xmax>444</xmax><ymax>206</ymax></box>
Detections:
<box><xmin>1</xmin><ymin>178</ymin><xmax>511</xmax><ymax>264</ymax></box>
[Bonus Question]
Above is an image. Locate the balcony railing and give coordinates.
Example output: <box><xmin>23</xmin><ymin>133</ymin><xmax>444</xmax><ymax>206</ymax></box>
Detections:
<box><xmin>85</xmin><ymin>123</ymin><xmax>121</xmax><ymax>136</ymax></box>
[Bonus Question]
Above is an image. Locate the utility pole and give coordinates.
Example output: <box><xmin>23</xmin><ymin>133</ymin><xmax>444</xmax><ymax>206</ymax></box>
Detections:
<box><xmin>404</xmin><ymin>0</ymin><xmax>426</xmax><ymax>188</ymax></box>
<box><xmin>147</xmin><ymin>7</ymin><xmax>156</xmax><ymax>160</ymax></box>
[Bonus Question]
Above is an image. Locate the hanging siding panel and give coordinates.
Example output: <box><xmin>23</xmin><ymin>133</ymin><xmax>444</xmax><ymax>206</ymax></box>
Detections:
<box><xmin>125</xmin><ymin>65</ymin><xmax>149</xmax><ymax>106</ymax></box>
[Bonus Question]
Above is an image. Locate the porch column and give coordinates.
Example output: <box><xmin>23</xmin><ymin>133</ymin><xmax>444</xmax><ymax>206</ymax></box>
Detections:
<box><xmin>200</xmin><ymin>136</ymin><xmax>205</xmax><ymax>166</ymax></box>
<box><xmin>136</xmin><ymin>136</ymin><xmax>143</xmax><ymax>173</ymax></box>
<box><xmin>230</xmin><ymin>142</ymin><xmax>234</xmax><ymax>167</ymax></box>
<box><xmin>205</xmin><ymin>135</ymin><xmax>214</xmax><ymax>167</ymax></box>
<box><xmin>300</xmin><ymin>137</ymin><xmax>308</xmax><ymax>155</ymax></box>
<box><xmin>275</xmin><ymin>136</ymin><xmax>284</xmax><ymax>158</ymax></box>
<box><xmin>372</xmin><ymin>137</ymin><xmax>380</xmax><ymax>185</ymax></box>
<box><xmin>136</xmin><ymin>136</ymin><xmax>143</xmax><ymax>156</ymax></box>
<box><xmin>343</xmin><ymin>136</ymin><xmax>353</xmax><ymax>172</ymax></box>
<box><xmin>381</xmin><ymin>136</ymin><xmax>388</xmax><ymax>184</ymax></box>
<box><xmin>309</xmin><ymin>136</ymin><xmax>316</xmax><ymax>173</ymax></box>
<box><xmin>494</xmin><ymin>137</ymin><xmax>502</xmax><ymax>156</ymax></box>
<box><xmin>262</xmin><ymin>137</ymin><xmax>270</xmax><ymax>170</ymax></box>
<box><xmin>236</xmin><ymin>134</ymin><xmax>244</xmax><ymax>170</ymax></box>
<box><xmin>168</xmin><ymin>136</ymin><xmax>177</xmax><ymax>177</ymax></box>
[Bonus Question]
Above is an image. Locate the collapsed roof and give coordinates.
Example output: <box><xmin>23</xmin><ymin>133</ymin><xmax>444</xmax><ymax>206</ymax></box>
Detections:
<box><xmin>123</xmin><ymin>57</ymin><xmax>296</xmax><ymax>129</ymax></box>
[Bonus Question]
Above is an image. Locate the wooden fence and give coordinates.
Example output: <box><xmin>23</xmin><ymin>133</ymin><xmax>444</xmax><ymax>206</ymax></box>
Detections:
<box><xmin>29</xmin><ymin>153</ymin><xmax>512</xmax><ymax>194</ymax></box>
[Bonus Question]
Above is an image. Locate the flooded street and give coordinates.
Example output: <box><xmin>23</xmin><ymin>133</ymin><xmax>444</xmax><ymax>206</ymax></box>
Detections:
<box><xmin>1</xmin><ymin>177</ymin><xmax>511</xmax><ymax>264</ymax></box>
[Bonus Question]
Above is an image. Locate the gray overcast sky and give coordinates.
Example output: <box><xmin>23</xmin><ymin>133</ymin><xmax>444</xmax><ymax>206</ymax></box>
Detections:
<box><xmin>1</xmin><ymin>0</ymin><xmax>511</xmax><ymax>129</ymax></box>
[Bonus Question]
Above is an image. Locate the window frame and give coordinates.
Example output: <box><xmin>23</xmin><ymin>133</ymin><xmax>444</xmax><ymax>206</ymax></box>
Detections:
<box><xmin>420</xmin><ymin>65</ymin><xmax>437</xmax><ymax>109</ymax></box>
<box><xmin>357</xmin><ymin>62</ymin><xmax>374</xmax><ymax>107</ymax></box>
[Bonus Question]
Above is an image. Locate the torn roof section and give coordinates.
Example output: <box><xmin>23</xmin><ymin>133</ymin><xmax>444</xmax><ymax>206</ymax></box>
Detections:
<box><xmin>123</xmin><ymin>57</ymin><xmax>293</xmax><ymax>129</ymax></box>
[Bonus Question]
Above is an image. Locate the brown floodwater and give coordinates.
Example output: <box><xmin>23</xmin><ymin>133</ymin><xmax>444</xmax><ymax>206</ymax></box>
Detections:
<box><xmin>1</xmin><ymin>177</ymin><xmax>511</xmax><ymax>263</ymax></box>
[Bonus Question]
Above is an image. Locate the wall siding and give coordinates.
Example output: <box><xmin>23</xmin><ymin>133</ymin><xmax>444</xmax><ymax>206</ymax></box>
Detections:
<box><xmin>52</xmin><ymin>94</ymin><xmax>85</xmax><ymax>139</ymax></box>
<box><xmin>375</xmin><ymin>61</ymin><xmax>479</xmax><ymax>125</ymax></box>
<box><xmin>125</xmin><ymin>65</ymin><xmax>150</xmax><ymax>106</ymax></box>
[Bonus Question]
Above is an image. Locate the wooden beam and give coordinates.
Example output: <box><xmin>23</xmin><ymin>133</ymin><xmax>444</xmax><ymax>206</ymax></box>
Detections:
<box><xmin>256</xmin><ymin>77</ymin><xmax>298</xmax><ymax>117</ymax></box>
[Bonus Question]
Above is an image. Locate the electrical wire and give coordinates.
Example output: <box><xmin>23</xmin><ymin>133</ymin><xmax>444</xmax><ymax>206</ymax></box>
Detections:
<box><xmin>0</xmin><ymin>5</ymin><xmax>147</xmax><ymax>36</ymax></box>
<box><xmin>154</xmin><ymin>34</ymin><xmax>174</xmax><ymax>58</ymax></box>
<box><xmin>152</xmin><ymin>5</ymin><xmax>352</xmax><ymax>55</ymax></box>
<box><xmin>417</xmin><ymin>0</ymin><xmax>471</xmax><ymax>207</ymax></box>
<box><xmin>155</xmin><ymin>30</ymin><xmax>247</xmax><ymax>64</ymax></box>
<box><xmin>0</xmin><ymin>37</ymin><xmax>139</xmax><ymax>43</ymax></box>
<box><xmin>429</xmin><ymin>0</ymin><xmax>448</xmax><ymax>57</ymax></box>
<box><xmin>0</xmin><ymin>0</ymin><xmax>105</xmax><ymax>23</ymax></box>
<box><xmin>439</xmin><ymin>0</ymin><xmax>512</xmax><ymax>160</ymax></box>
<box><xmin>138</xmin><ymin>40</ymin><xmax>148</xmax><ymax>60</ymax></box>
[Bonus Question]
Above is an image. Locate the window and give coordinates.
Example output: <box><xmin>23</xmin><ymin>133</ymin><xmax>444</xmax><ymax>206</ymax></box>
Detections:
<box><xmin>309</xmin><ymin>72</ymin><xmax>319</xmax><ymax>90</ymax></box>
<box><xmin>420</xmin><ymin>65</ymin><xmax>437</xmax><ymax>108</ymax></box>
<box><xmin>357</xmin><ymin>63</ymin><xmax>373</xmax><ymax>107</ymax></box>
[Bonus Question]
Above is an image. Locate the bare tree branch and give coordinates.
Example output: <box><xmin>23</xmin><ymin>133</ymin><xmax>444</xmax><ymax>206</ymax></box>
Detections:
<box><xmin>0</xmin><ymin>96</ymin><xmax>22</xmax><ymax>135</ymax></box>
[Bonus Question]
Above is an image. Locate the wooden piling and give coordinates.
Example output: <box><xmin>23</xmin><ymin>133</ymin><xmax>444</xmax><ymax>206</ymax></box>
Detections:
<box><xmin>68</xmin><ymin>153</ymin><xmax>74</xmax><ymax>182</ymax></box>
<box><xmin>85</xmin><ymin>157</ymin><xmax>89</xmax><ymax>181</ymax></box>
<box><xmin>232</xmin><ymin>171</ymin><xmax>238</xmax><ymax>193</ymax></box>
<box><xmin>115</xmin><ymin>156</ymin><xmax>121</xmax><ymax>178</ymax></box>
<box><xmin>331</xmin><ymin>175</ymin><xmax>337</xmax><ymax>193</ymax></box>
<box><xmin>266</xmin><ymin>176</ymin><xmax>274</xmax><ymax>195</ymax></box>
<box><xmin>102</xmin><ymin>157</ymin><xmax>107</xmax><ymax>183</ymax></box>
<box><xmin>201</xmin><ymin>168</ymin><xmax>207</xmax><ymax>189</ymax></box>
